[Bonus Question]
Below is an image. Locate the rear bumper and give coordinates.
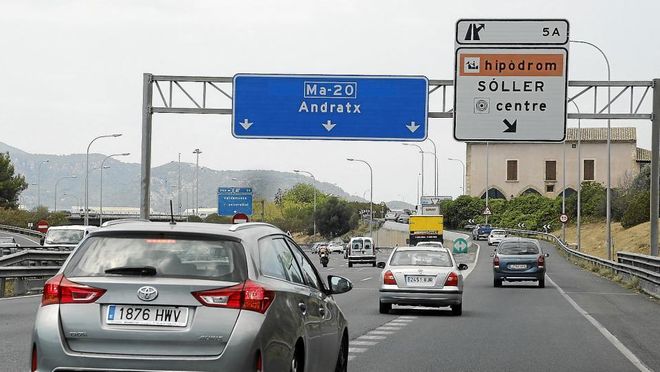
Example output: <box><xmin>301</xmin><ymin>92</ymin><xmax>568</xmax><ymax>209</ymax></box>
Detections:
<box><xmin>494</xmin><ymin>269</ymin><xmax>545</xmax><ymax>281</ymax></box>
<box><xmin>379</xmin><ymin>289</ymin><xmax>462</xmax><ymax>306</ymax></box>
<box><xmin>348</xmin><ymin>256</ymin><xmax>376</xmax><ymax>264</ymax></box>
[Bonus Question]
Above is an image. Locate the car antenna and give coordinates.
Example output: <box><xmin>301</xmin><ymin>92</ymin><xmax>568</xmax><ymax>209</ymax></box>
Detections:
<box><xmin>169</xmin><ymin>200</ymin><xmax>176</xmax><ymax>225</ymax></box>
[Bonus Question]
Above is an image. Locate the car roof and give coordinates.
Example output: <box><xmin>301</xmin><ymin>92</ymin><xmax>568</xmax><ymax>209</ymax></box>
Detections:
<box><xmin>90</xmin><ymin>221</ymin><xmax>284</xmax><ymax>241</ymax></box>
<box><xmin>395</xmin><ymin>246</ymin><xmax>449</xmax><ymax>253</ymax></box>
<box><xmin>499</xmin><ymin>237</ymin><xmax>540</xmax><ymax>244</ymax></box>
<box><xmin>47</xmin><ymin>225</ymin><xmax>97</xmax><ymax>231</ymax></box>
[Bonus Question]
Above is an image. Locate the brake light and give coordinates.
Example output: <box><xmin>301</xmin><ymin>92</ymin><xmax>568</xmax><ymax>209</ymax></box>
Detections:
<box><xmin>537</xmin><ymin>255</ymin><xmax>545</xmax><ymax>268</ymax></box>
<box><xmin>444</xmin><ymin>272</ymin><xmax>459</xmax><ymax>287</ymax></box>
<box><xmin>31</xmin><ymin>346</ymin><xmax>37</xmax><ymax>372</ymax></box>
<box><xmin>41</xmin><ymin>274</ymin><xmax>106</xmax><ymax>306</ymax></box>
<box><xmin>383</xmin><ymin>270</ymin><xmax>397</xmax><ymax>285</ymax></box>
<box><xmin>192</xmin><ymin>280</ymin><xmax>275</xmax><ymax>314</ymax></box>
<box><xmin>493</xmin><ymin>256</ymin><xmax>500</xmax><ymax>269</ymax></box>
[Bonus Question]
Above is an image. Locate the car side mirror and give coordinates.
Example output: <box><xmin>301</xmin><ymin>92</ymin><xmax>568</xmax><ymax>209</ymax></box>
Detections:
<box><xmin>458</xmin><ymin>263</ymin><xmax>468</xmax><ymax>270</ymax></box>
<box><xmin>328</xmin><ymin>275</ymin><xmax>353</xmax><ymax>295</ymax></box>
<box><xmin>545</xmin><ymin>253</ymin><xmax>550</xmax><ymax>257</ymax></box>
<box><xmin>376</xmin><ymin>262</ymin><xmax>386</xmax><ymax>269</ymax></box>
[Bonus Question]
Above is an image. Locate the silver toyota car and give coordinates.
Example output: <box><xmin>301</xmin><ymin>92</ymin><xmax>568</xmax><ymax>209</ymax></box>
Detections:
<box><xmin>377</xmin><ymin>246</ymin><xmax>467</xmax><ymax>315</ymax></box>
<box><xmin>31</xmin><ymin>221</ymin><xmax>353</xmax><ymax>372</ymax></box>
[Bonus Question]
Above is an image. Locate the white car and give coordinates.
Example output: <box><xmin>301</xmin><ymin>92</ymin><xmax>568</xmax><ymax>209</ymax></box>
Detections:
<box><xmin>328</xmin><ymin>242</ymin><xmax>345</xmax><ymax>254</ymax></box>
<box><xmin>488</xmin><ymin>229</ymin><xmax>507</xmax><ymax>246</ymax></box>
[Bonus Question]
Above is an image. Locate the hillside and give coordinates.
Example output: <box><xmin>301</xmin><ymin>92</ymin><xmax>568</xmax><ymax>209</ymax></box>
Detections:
<box><xmin>554</xmin><ymin>220</ymin><xmax>656</xmax><ymax>258</ymax></box>
<box><xmin>0</xmin><ymin>142</ymin><xmax>365</xmax><ymax>212</ymax></box>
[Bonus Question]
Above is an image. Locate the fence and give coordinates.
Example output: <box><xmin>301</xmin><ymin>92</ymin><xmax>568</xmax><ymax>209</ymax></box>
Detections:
<box><xmin>0</xmin><ymin>246</ymin><xmax>71</xmax><ymax>298</ymax></box>
<box><xmin>0</xmin><ymin>223</ymin><xmax>45</xmax><ymax>239</ymax></box>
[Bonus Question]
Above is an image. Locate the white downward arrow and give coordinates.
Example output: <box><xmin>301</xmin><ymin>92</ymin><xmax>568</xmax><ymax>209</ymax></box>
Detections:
<box><xmin>322</xmin><ymin>120</ymin><xmax>336</xmax><ymax>132</ymax></box>
<box><xmin>406</xmin><ymin>121</ymin><xmax>420</xmax><ymax>133</ymax></box>
<box><xmin>240</xmin><ymin>119</ymin><xmax>253</xmax><ymax>130</ymax></box>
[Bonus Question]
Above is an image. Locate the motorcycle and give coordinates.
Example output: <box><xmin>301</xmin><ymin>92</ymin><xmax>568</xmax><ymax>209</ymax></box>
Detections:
<box><xmin>320</xmin><ymin>252</ymin><xmax>329</xmax><ymax>267</ymax></box>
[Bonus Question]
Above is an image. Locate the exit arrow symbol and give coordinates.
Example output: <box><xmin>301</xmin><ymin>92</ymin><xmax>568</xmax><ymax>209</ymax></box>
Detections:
<box><xmin>503</xmin><ymin>119</ymin><xmax>517</xmax><ymax>133</ymax></box>
<box><xmin>322</xmin><ymin>120</ymin><xmax>336</xmax><ymax>132</ymax></box>
<box><xmin>239</xmin><ymin>119</ymin><xmax>253</xmax><ymax>130</ymax></box>
<box><xmin>406</xmin><ymin>121</ymin><xmax>420</xmax><ymax>133</ymax></box>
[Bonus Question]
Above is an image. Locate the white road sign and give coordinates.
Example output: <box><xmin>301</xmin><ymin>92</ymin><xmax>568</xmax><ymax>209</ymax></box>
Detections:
<box><xmin>454</xmin><ymin>19</ymin><xmax>569</xmax><ymax>142</ymax></box>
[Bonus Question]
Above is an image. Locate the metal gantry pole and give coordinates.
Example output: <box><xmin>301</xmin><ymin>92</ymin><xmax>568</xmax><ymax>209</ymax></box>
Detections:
<box><xmin>571</xmin><ymin>101</ymin><xmax>582</xmax><ymax>250</ymax></box>
<box><xmin>178</xmin><ymin>153</ymin><xmax>182</xmax><ymax>217</ymax></box>
<box><xmin>140</xmin><ymin>73</ymin><xmax>153</xmax><ymax>220</ymax></box>
<box><xmin>562</xmin><ymin>140</ymin><xmax>566</xmax><ymax>241</ymax></box>
<box><xmin>651</xmin><ymin>79</ymin><xmax>660</xmax><ymax>256</ymax></box>
<box><xmin>485</xmin><ymin>142</ymin><xmax>490</xmax><ymax>225</ymax></box>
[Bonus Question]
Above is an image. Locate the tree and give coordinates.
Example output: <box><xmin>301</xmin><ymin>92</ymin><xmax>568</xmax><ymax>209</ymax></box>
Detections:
<box><xmin>0</xmin><ymin>152</ymin><xmax>28</xmax><ymax>209</ymax></box>
<box><xmin>316</xmin><ymin>196</ymin><xmax>357</xmax><ymax>238</ymax></box>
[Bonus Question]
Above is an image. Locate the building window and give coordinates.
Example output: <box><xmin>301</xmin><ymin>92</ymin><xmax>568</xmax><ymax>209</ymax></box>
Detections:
<box><xmin>584</xmin><ymin>160</ymin><xmax>595</xmax><ymax>181</ymax></box>
<box><xmin>506</xmin><ymin>160</ymin><xmax>518</xmax><ymax>181</ymax></box>
<box><xmin>545</xmin><ymin>161</ymin><xmax>557</xmax><ymax>181</ymax></box>
<box><xmin>546</xmin><ymin>184</ymin><xmax>555</xmax><ymax>193</ymax></box>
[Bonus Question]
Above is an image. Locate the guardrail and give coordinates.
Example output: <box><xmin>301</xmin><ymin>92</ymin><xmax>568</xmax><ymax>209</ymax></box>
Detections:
<box><xmin>0</xmin><ymin>245</ymin><xmax>70</xmax><ymax>298</ymax></box>
<box><xmin>504</xmin><ymin>229</ymin><xmax>660</xmax><ymax>298</ymax></box>
<box><xmin>0</xmin><ymin>223</ymin><xmax>45</xmax><ymax>239</ymax></box>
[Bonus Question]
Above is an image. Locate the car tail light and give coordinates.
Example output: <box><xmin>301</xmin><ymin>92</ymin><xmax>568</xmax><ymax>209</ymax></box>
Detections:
<box><xmin>41</xmin><ymin>274</ymin><xmax>106</xmax><ymax>306</ymax></box>
<box><xmin>493</xmin><ymin>256</ymin><xmax>500</xmax><ymax>269</ymax></box>
<box><xmin>383</xmin><ymin>270</ymin><xmax>397</xmax><ymax>285</ymax></box>
<box><xmin>31</xmin><ymin>346</ymin><xmax>37</xmax><ymax>372</ymax></box>
<box><xmin>444</xmin><ymin>272</ymin><xmax>459</xmax><ymax>287</ymax></box>
<box><xmin>537</xmin><ymin>255</ymin><xmax>545</xmax><ymax>268</ymax></box>
<box><xmin>192</xmin><ymin>280</ymin><xmax>275</xmax><ymax>314</ymax></box>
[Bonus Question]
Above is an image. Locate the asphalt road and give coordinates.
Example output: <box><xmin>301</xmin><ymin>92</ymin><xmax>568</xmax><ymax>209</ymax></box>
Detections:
<box><xmin>0</xmin><ymin>230</ymin><xmax>41</xmax><ymax>247</ymax></box>
<box><xmin>1</xmin><ymin>231</ymin><xmax>659</xmax><ymax>371</ymax></box>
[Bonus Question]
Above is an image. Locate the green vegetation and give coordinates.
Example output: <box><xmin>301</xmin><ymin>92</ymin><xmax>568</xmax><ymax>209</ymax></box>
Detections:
<box><xmin>0</xmin><ymin>152</ymin><xmax>28</xmax><ymax>209</ymax></box>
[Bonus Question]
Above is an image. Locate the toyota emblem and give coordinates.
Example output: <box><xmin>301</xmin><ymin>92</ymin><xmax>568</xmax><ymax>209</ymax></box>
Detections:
<box><xmin>137</xmin><ymin>286</ymin><xmax>158</xmax><ymax>302</ymax></box>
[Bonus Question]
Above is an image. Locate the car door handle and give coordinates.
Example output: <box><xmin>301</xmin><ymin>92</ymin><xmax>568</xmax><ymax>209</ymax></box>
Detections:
<box><xmin>298</xmin><ymin>302</ymin><xmax>307</xmax><ymax>314</ymax></box>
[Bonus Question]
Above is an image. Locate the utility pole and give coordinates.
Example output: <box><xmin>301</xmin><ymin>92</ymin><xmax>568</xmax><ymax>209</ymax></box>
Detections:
<box><xmin>485</xmin><ymin>142</ymin><xmax>489</xmax><ymax>225</ymax></box>
<box><xmin>178</xmin><ymin>153</ymin><xmax>182</xmax><ymax>217</ymax></box>
<box><xmin>193</xmin><ymin>148</ymin><xmax>202</xmax><ymax>216</ymax></box>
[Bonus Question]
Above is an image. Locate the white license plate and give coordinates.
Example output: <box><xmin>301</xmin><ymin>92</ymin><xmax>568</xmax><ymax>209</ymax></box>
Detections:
<box><xmin>106</xmin><ymin>305</ymin><xmax>188</xmax><ymax>327</ymax></box>
<box><xmin>509</xmin><ymin>264</ymin><xmax>528</xmax><ymax>270</ymax></box>
<box><xmin>405</xmin><ymin>275</ymin><xmax>435</xmax><ymax>286</ymax></box>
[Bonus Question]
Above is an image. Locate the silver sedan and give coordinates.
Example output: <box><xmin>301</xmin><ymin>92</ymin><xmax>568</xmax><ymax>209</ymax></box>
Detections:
<box><xmin>377</xmin><ymin>246</ymin><xmax>467</xmax><ymax>315</ymax></box>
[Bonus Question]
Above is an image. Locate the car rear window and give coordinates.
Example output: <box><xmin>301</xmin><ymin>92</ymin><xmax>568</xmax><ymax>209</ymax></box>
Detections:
<box><xmin>64</xmin><ymin>234</ymin><xmax>247</xmax><ymax>281</ymax></box>
<box><xmin>45</xmin><ymin>229</ymin><xmax>84</xmax><ymax>244</ymax></box>
<box><xmin>390</xmin><ymin>250</ymin><xmax>452</xmax><ymax>267</ymax></box>
<box><xmin>498</xmin><ymin>241</ymin><xmax>540</xmax><ymax>255</ymax></box>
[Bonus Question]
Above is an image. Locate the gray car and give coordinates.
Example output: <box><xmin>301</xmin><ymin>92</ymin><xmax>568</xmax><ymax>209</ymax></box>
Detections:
<box><xmin>377</xmin><ymin>246</ymin><xmax>468</xmax><ymax>316</ymax></box>
<box><xmin>32</xmin><ymin>221</ymin><xmax>353</xmax><ymax>372</ymax></box>
<box><xmin>492</xmin><ymin>237</ymin><xmax>549</xmax><ymax>288</ymax></box>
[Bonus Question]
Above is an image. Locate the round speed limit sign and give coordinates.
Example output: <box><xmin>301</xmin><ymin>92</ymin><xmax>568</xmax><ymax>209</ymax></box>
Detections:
<box><xmin>559</xmin><ymin>214</ymin><xmax>569</xmax><ymax>224</ymax></box>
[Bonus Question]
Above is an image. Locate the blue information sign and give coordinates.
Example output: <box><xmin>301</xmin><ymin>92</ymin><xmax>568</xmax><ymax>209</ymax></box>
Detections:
<box><xmin>218</xmin><ymin>187</ymin><xmax>253</xmax><ymax>216</ymax></box>
<box><xmin>232</xmin><ymin>74</ymin><xmax>428</xmax><ymax>141</ymax></box>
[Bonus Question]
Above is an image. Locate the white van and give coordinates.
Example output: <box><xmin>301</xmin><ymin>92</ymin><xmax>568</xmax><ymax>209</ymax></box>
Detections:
<box><xmin>347</xmin><ymin>237</ymin><xmax>376</xmax><ymax>267</ymax></box>
<box><xmin>41</xmin><ymin>225</ymin><xmax>97</xmax><ymax>249</ymax></box>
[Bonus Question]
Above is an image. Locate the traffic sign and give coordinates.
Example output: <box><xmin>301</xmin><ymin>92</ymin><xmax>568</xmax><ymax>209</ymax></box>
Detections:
<box><xmin>453</xmin><ymin>237</ymin><xmax>469</xmax><ymax>254</ymax></box>
<box><xmin>420</xmin><ymin>195</ymin><xmax>453</xmax><ymax>205</ymax></box>
<box><xmin>454</xmin><ymin>19</ymin><xmax>569</xmax><ymax>142</ymax></box>
<box><xmin>218</xmin><ymin>187</ymin><xmax>253</xmax><ymax>216</ymax></box>
<box><xmin>560</xmin><ymin>214</ymin><xmax>569</xmax><ymax>224</ymax></box>
<box><xmin>36</xmin><ymin>219</ymin><xmax>49</xmax><ymax>233</ymax></box>
<box><xmin>482</xmin><ymin>206</ymin><xmax>492</xmax><ymax>216</ymax></box>
<box><xmin>232</xmin><ymin>213</ymin><xmax>249</xmax><ymax>224</ymax></box>
<box><xmin>233</xmin><ymin>74</ymin><xmax>428</xmax><ymax>141</ymax></box>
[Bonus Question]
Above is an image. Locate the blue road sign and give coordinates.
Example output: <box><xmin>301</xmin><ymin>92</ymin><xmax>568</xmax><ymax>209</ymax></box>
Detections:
<box><xmin>232</xmin><ymin>74</ymin><xmax>428</xmax><ymax>141</ymax></box>
<box><xmin>218</xmin><ymin>187</ymin><xmax>253</xmax><ymax>216</ymax></box>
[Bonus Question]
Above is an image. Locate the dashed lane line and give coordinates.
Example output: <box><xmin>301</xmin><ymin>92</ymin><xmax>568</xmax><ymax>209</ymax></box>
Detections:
<box><xmin>348</xmin><ymin>316</ymin><xmax>416</xmax><ymax>363</ymax></box>
<box><xmin>350</xmin><ymin>341</ymin><xmax>378</xmax><ymax>346</ymax></box>
<box><xmin>348</xmin><ymin>347</ymin><xmax>368</xmax><ymax>353</ymax></box>
<box><xmin>358</xmin><ymin>335</ymin><xmax>387</xmax><ymax>340</ymax></box>
<box><xmin>361</xmin><ymin>277</ymin><xmax>372</xmax><ymax>281</ymax></box>
<box><xmin>368</xmin><ymin>330</ymin><xmax>394</xmax><ymax>335</ymax></box>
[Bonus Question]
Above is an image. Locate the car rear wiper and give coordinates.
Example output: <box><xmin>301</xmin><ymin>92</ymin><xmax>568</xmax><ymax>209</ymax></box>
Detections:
<box><xmin>104</xmin><ymin>266</ymin><xmax>157</xmax><ymax>276</ymax></box>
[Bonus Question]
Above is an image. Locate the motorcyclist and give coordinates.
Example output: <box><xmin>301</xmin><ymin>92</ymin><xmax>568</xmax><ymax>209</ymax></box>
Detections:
<box><xmin>318</xmin><ymin>245</ymin><xmax>330</xmax><ymax>267</ymax></box>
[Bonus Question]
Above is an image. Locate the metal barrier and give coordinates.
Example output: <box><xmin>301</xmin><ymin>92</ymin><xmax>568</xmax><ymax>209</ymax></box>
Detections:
<box><xmin>505</xmin><ymin>229</ymin><xmax>660</xmax><ymax>298</ymax></box>
<box><xmin>0</xmin><ymin>223</ymin><xmax>45</xmax><ymax>239</ymax></box>
<box><xmin>0</xmin><ymin>245</ymin><xmax>70</xmax><ymax>298</ymax></box>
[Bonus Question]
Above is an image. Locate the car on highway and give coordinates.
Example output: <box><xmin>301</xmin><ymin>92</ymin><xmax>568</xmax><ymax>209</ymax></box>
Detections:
<box><xmin>32</xmin><ymin>221</ymin><xmax>353</xmax><ymax>372</ymax></box>
<box><xmin>310</xmin><ymin>241</ymin><xmax>328</xmax><ymax>254</ymax></box>
<box><xmin>347</xmin><ymin>236</ymin><xmax>376</xmax><ymax>267</ymax></box>
<box><xmin>384</xmin><ymin>211</ymin><xmax>399</xmax><ymax>221</ymax></box>
<box><xmin>472</xmin><ymin>224</ymin><xmax>493</xmax><ymax>241</ymax></box>
<box><xmin>488</xmin><ymin>229</ymin><xmax>507</xmax><ymax>246</ymax></box>
<box><xmin>377</xmin><ymin>246</ymin><xmax>467</xmax><ymax>315</ymax></box>
<box><xmin>0</xmin><ymin>236</ymin><xmax>20</xmax><ymax>248</ymax></box>
<box><xmin>396</xmin><ymin>213</ymin><xmax>410</xmax><ymax>224</ymax></box>
<box><xmin>492</xmin><ymin>237</ymin><xmax>549</xmax><ymax>288</ymax></box>
<box><xmin>415</xmin><ymin>241</ymin><xmax>443</xmax><ymax>248</ymax></box>
<box><xmin>328</xmin><ymin>242</ymin><xmax>345</xmax><ymax>254</ymax></box>
<box><xmin>41</xmin><ymin>225</ymin><xmax>97</xmax><ymax>249</ymax></box>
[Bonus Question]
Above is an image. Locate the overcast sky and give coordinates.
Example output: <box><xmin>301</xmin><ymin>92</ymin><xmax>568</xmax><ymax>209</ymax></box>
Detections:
<box><xmin>1</xmin><ymin>0</ymin><xmax>659</xmax><ymax>205</ymax></box>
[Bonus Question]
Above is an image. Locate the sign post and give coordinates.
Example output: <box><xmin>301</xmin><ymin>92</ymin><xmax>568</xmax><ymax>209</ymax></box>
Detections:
<box><xmin>454</xmin><ymin>19</ymin><xmax>569</xmax><ymax>142</ymax></box>
<box><xmin>218</xmin><ymin>187</ymin><xmax>253</xmax><ymax>217</ymax></box>
<box><xmin>233</xmin><ymin>74</ymin><xmax>428</xmax><ymax>141</ymax></box>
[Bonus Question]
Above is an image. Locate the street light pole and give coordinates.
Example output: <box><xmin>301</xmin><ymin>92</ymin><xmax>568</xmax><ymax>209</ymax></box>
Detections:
<box><xmin>294</xmin><ymin>169</ymin><xmax>317</xmax><ymax>236</ymax></box>
<box><xmin>347</xmin><ymin>158</ymin><xmax>374</xmax><ymax>238</ymax></box>
<box><xmin>571</xmin><ymin>39</ymin><xmax>612</xmax><ymax>259</ymax></box>
<box><xmin>403</xmin><ymin>143</ymin><xmax>425</xmax><ymax>202</ymax></box>
<box><xmin>448</xmin><ymin>158</ymin><xmax>466</xmax><ymax>195</ymax></box>
<box><xmin>193</xmin><ymin>148</ymin><xmax>202</xmax><ymax>216</ymax></box>
<box><xmin>54</xmin><ymin>175</ymin><xmax>77</xmax><ymax>212</ymax></box>
<box><xmin>426</xmin><ymin>138</ymin><xmax>438</xmax><ymax>196</ymax></box>
<box><xmin>571</xmin><ymin>101</ymin><xmax>582</xmax><ymax>250</ymax></box>
<box><xmin>178</xmin><ymin>153</ymin><xmax>182</xmax><ymax>217</ymax></box>
<box><xmin>99</xmin><ymin>153</ymin><xmax>130</xmax><ymax>225</ymax></box>
<box><xmin>37</xmin><ymin>160</ymin><xmax>49</xmax><ymax>208</ymax></box>
<box><xmin>85</xmin><ymin>134</ymin><xmax>122</xmax><ymax>225</ymax></box>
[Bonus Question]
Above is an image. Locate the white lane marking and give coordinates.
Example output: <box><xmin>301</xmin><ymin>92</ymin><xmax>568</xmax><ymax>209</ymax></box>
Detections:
<box><xmin>358</xmin><ymin>335</ymin><xmax>387</xmax><ymax>340</ymax></box>
<box><xmin>0</xmin><ymin>294</ymin><xmax>41</xmax><ymax>301</ymax></box>
<box><xmin>389</xmin><ymin>318</ymin><xmax>413</xmax><ymax>322</ymax></box>
<box><xmin>368</xmin><ymin>330</ymin><xmax>394</xmax><ymax>335</ymax></box>
<box><xmin>348</xmin><ymin>355</ymin><xmax>356</xmax><ymax>361</ymax></box>
<box><xmin>350</xmin><ymin>340</ymin><xmax>378</xmax><ymax>346</ymax></box>
<box><xmin>327</xmin><ymin>267</ymin><xmax>335</xmax><ymax>271</ymax></box>
<box><xmin>348</xmin><ymin>347</ymin><xmax>367</xmax><ymax>353</ymax></box>
<box><xmin>361</xmin><ymin>277</ymin><xmax>372</xmax><ymax>282</ymax></box>
<box><xmin>565</xmin><ymin>291</ymin><xmax>637</xmax><ymax>296</ymax></box>
<box><xmin>377</xmin><ymin>326</ymin><xmax>403</xmax><ymax>331</ymax></box>
<box><xmin>398</xmin><ymin>316</ymin><xmax>418</xmax><ymax>319</ymax></box>
<box><xmin>462</xmin><ymin>242</ymin><xmax>480</xmax><ymax>279</ymax></box>
<box><xmin>546</xmin><ymin>275</ymin><xmax>652</xmax><ymax>372</ymax></box>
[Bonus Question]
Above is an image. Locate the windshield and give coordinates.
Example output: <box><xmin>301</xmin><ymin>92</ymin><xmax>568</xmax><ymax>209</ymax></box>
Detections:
<box><xmin>45</xmin><ymin>229</ymin><xmax>84</xmax><ymax>244</ymax></box>
<box><xmin>492</xmin><ymin>230</ymin><xmax>506</xmax><ymax>235</ymax></box>
<box><xmin>390</xmin><ymin>250</ymin><xmax>452</xmax><ymax>267</ymax></box>
<box><xmin>64</xmin><ymin>235</ymin><xmax>247</xmax><ymax>281</ymax></box>
<box><xmin>498</xmin><ymin>241</ymin><xmax>540</xmax><ymax>255</ymax></box>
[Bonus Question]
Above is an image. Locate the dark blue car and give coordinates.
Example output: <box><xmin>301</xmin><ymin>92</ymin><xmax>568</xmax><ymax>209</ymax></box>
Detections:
<box><xmin>492</xmin><ymin>238</ymin><xmax>549</xmax><ymax>288</ymax></box>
